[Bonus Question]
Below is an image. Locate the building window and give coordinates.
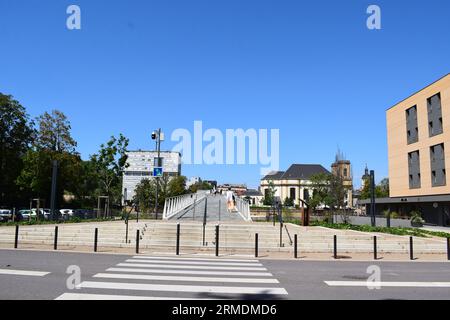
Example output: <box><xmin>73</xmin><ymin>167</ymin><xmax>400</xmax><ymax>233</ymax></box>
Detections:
<box><xmin>343</xmin><ymin>168</ymin><xmax>348</xmax><ymax>177</ymax></box>
<box><xmin>430</xmin><ymin>143</ymin><xmax>446</xmax><ymax>187</ymax></box>
<box><xmin>290</xmin><ymin>188</ymin><xmax>296</xmax><ymax>200</ymax></box>
<box><xmin>408</xmin><ymin>150</ymin><xmax>421</xmax><ymax>189</ymax></box>
<box><xmin>303</xmin><ymin>189</ymin><xmax>310</xmax><ymax>201</ymax></box>
<box><xmin>428</xmin><ymin>93</ymin><xmax>443</xmax><ymax>137</ymax></box>
<box><xmin>406</xmin><ymin>105</ymin><xmax>418</xmax><ymax>144</ymax></box>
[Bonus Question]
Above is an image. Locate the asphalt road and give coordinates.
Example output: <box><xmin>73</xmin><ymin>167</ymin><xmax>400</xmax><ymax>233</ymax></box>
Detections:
<box><xmin>0</xmin><ymin>249</ymin><xmax>449</xmax><ymax>300</ymax></box>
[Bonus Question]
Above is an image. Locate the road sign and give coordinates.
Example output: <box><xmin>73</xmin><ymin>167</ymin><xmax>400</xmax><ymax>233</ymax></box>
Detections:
<box><xmin>153</xmin><ymin>167</ymin><xmax>163</xmax><ymax>177</ymax></box>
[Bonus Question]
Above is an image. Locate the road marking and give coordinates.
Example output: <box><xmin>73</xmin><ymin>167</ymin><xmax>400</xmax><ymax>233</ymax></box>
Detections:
<box><xmin>125</xmin><ymin>259</ymin><xmax>263</xmax><ymax>267</ymax></box>
<box><xmin>79</xmin><ymin>281</ymin><xmax>288</xmax><ymax>295</ymax></box>
<box><xmin>55</xmin><ymin>293</ymin><xmax>217</xmax><ymax>300</ymax></box>
<box><xmin>0</xmin><ymin>269</ymin><xmax>50</xmax><ymax>277</ymax></box>
<box><xmin>325</xmin><ymin>281</ymin><xmax>450</xmax><ymax>288</ymax></box>
<box><xmin>132</xmin><ymin>256</ymin><xmax>259</xmax><ymax>263</ymax></box>
<box><xmin>117</xmin><ymin>263</ymin><xmax>267</xmax><ymax>271</ymax></box>
<box><xmin>93</xmin><ymin>273</ymin><xmax>279</xmax><ymax>284</ymax></box>
<box><xmin>106</xmin><ymin>267</ymin><xmax>273</xmax><ymax>277</ymax></box>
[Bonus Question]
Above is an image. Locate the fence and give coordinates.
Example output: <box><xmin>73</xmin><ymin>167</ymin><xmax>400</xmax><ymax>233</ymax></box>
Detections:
<box><xmin>163</xmin><ymin>193</ymin><xmax>204</xmax><ymax>220</ymax></box>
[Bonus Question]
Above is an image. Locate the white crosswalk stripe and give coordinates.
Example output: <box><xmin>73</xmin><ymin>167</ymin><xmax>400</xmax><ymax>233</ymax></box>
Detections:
<box><xmin>55</xmin><ymin>255</ymin><xmax>287</xmax><ymax>300</ymax></box>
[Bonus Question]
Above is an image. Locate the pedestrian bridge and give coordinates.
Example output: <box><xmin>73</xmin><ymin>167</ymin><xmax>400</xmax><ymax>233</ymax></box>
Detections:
<box><xmin>162</xmin><ymin>192</ymin><xmax>251</xmax><ymax>222</ymax></box>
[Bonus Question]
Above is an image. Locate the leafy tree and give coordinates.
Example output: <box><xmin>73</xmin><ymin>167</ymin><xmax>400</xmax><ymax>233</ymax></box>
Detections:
<box><xmin>90</xmin><ymin>134</ymin><xmax>129</xmax><ymax>209</ymax></box>
<box><xmin>283</xmin><ymin>197</ymin><xmax>294</xmax><ymax>207</ymax></box>
<box><xmin>0</xmin><ymin>94</ymin><xmax>34</xmax><ymax>206</ymax></box>
<box><xmin>360</xmin><ymin>178</ymin><xmax>389</xmax><ymax>200</ymax></box>
<box><xmin>188</xmin><ymin>181</ymin><xmax>212</xmax><ymax>193</ymax></box>
<box><xmin>262</xmin><ymin>181</ymin><xmax>277</xmax><ymax>205</ymax></box>
<box><xmin>35</xmin><ymin>110</ymin><xmax>77</xmax><ymax>153</ymax></box>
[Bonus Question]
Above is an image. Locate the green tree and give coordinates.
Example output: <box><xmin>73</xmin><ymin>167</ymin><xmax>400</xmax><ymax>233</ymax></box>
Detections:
<box><xmin>263</xmin><ymin>181</ymin><xmax>277</xmax><ymax>205</ymax></box>
<box><xmin>360</xmin><ymin>178</ymin><xmax>389</xmax><ymax>200</ymax></box>
<box><xmin>35</xmin><ymin>110</ymin><xmax>77</xmax><ymax>153</ymax></box>
<box><xmin>0</xmin><ymin>94</ymin><xmax>34</xmax><ymax>206</ymax></box>
<box><xmin>90</xmin><ymin>134</ymin><xmax>129</xmax><ymax>209</ymax></box>
<box><xmin>188</xmin><ymin>181</ymin><xmax>212</xmax><ymax>193</ymax></box>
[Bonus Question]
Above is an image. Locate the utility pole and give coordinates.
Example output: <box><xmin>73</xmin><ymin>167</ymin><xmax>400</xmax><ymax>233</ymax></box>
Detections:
<box><xmin>152</xmin><ymin>129</ymin><xmax>163</xmax><ymax>219</ymax></box>
<box><xmin>370</xmin><ymin>170</ymin><xmax>376</xmax><ymax>227</ymax></box>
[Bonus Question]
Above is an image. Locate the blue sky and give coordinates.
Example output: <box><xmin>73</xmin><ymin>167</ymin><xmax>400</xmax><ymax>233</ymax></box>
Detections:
<box><xmin>1</xmin><ymin>0</ymin><xmax>450</xmax><ymax>188</ymax></box>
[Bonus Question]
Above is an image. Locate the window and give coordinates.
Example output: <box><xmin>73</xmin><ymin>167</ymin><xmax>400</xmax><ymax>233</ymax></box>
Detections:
<box><xmin>406</xmin><ymin>105</ymin><xmax>419</xmax><ymax>144</ymax></box>
<box><xmin>408</xmin><ymin>151</ymin><xmax>421</xmax><ymax>189</ymax></box>
<box><xmin>430</xmin><ymin>143</ymin><xmax>446</xmax><ymax>187</ymax></box>
<box><xmin>428</xmin><ymin>93</ymin><xmax>443</xmax><ymax>137</ymax></box>
<box><xmin>343</xmin><ymin>168</ymin><xmax>348</xmax><ymax>177</ymax></box>
<box><xmin>290</xmin><ymin>188</ymin><xmax>296</xmax><ymax>200</ymax></box>
<box><xmin>303</xmin><ymin>189</ymin><xmax>310</xmax><ymax>201</ymax></box>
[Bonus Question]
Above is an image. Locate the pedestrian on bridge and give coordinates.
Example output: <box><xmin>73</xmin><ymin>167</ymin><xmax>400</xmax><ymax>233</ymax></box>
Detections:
<box><xmin>226</xmin><ymin>187</ymin><xmax>235</xmax><ymax>212</ymax></box>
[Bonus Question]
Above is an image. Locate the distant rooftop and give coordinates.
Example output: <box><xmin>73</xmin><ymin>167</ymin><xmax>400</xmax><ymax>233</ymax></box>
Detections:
<box><xmin>262</xmin><ymin>164</ymin><xmax>330</xmax><ymax>180</ymax></box>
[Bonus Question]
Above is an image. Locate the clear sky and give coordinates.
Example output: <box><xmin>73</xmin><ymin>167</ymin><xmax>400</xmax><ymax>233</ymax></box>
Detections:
<box><xmin>1</xmin><ymin>0</ymin><xmax>450</xmax><ymax>188</ymax></box>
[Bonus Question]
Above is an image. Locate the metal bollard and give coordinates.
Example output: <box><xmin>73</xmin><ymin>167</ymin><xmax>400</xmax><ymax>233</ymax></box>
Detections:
<box><xmin>215</xmin><ymin>225</ymin><xmax>219</xmax><ymax>257</ymax></box>
<box><xmin>255</xmin><ymin>233</ymin><xmax>259</xmax><ymax>258</ymax></box>
<box><xmin>54</xmin><ymin>226</ymin><xmax>58</xmax><ymax>250</ymax></box>
<box><xmin>294</xmin><ymin>234</ymin><xmax>298</xmax><ymax>259</ymax></box>
<box><xmin>14</xmin><ymin>225</ymin><xmax>19</xmax><ymax>249</ymax></box>
<box><xmin>136</xmin><ymin>229</ymin><xmax>140</xmax><ymax>254</ymax></box>
<box><xmin>447</xmin><ymin>238</ymin><xmax>450</xmax><ymax>261</ymax></box>
<box><xmin>373</xmin><ymin>236</ymin><xmax>377</xmax><ymax>260</ymax></box>
<box><xmin>176</xmin><ymin>223</ymin><xmax>180</xmax><ymax>256</ymax></box>
<box><xmin>279</xmin><ymin>222</ymin><xmax>283</xmax><ymax>248</ymax></box>
<box><xmin>94</xmin><ymin>228</ymin><xmax>98</xmax><ymax>252</ymax></box>
<box><xmin>333</xmin><ymin>235</ymin><xmax>337</xmax><ymax>259</ymax></box>
<box><xmin>410</xmin><ymin>236</ymin><xmax>414</xmax><ymax>260</ymax></box>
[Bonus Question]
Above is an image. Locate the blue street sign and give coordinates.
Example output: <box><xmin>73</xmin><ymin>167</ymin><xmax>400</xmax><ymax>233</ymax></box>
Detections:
<box><xmin>153</xmin><ymin>167</ymin><xmax>163</xmax><ymax>177</ymax></box>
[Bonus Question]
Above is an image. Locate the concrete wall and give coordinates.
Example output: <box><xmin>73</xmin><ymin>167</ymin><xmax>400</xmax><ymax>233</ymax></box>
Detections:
<box><xmin>333</xmin><ymin>215</ymin><xmax>412</xmax><ymax>228</ymax></box>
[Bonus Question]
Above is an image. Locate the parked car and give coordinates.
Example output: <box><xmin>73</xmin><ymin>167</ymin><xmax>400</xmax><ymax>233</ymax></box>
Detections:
<box><xmin>17</xmin><ymin>209</ymin><xmax>31</xmax><ymax>221</ymax></box>
<box><xmin>0</xmin><ymin>209</ymin><xmax>12</xmax><ymax>222</ymax></box>
<box><xmin>73</xmin><ymin>209</ymin><xmax>96</xmax><ymax>219</ymax></box>
<box><xmin>60</xmin><ymin>209</ymin><xmax>74</xmax><ymax>220</ymax></box>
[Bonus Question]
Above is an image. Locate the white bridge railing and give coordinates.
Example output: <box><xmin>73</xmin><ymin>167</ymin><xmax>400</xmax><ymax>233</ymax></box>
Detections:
<box><xmin>235</xmin><ymin>196</ymin><xmax>252</xmax><ymax>221</ymax></box>
<box><xmin>163</xmin><ymin>193</ymin><xmax>206</xmax><ymax>220</ymax></box>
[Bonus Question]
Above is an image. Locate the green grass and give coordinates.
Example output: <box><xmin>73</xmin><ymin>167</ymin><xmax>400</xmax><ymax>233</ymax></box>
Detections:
<box><xmin>306</xmin><ymin>221</ymin><xmax>450</xmax><ymax>239</ymax></box>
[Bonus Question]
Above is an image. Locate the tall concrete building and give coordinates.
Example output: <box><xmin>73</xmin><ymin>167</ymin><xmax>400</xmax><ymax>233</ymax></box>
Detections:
<box><xmin>122</xmin><ymin>150</ymin><xmax>181</xmax><ymax>203</ymax></box>
<box><xmin>364</xmin><ymin>74</ymin><xmax>450</xmax><ymax>226</ymax></box>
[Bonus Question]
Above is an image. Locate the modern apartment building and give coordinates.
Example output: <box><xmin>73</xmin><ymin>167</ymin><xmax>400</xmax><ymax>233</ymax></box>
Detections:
<box><xmin>122</xmin><ymin>150</ymin><xmax>181</xmax><ymax>203</ymax></box>
<box><xmin>374</xmin><ymin>74</ymin><xmax>450</xmax><ymax>226</ymax></box>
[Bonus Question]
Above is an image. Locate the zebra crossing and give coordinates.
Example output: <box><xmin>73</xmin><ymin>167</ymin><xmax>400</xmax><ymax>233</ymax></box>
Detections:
<box><xmin>55</xmin><ymin>255</ymin><xmax>288</xmax><ymax>300</ymax></box>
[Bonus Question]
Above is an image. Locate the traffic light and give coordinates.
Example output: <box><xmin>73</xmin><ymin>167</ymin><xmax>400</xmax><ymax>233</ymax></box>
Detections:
<box><xmin>151</xmin><ymin>131</ymin><xmax>157</xmax><ymax>140</ymax></box>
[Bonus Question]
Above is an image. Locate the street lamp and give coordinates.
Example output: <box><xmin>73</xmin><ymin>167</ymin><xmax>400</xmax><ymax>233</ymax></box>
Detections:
<box><xmin>151</xmin><ymin>128</ymin><xmax>164</xmax><ymax>219</ymax></box>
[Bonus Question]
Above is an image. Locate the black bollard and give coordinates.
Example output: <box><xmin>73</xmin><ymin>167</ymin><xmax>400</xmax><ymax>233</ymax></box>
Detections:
<box><xmin>374</xmin><ymin>236</ymin><xmax>377</xmax><ymax>260</ymax></box>
<box><xmin>447</xmin><ymin>238</ymin><xmax>450</xmax><ymax>261</ymax></box>
<box><xmin>410</xmin><ymin>236</ymin><xmax>414</xmax><ymax>260</ymax></box>
<box><xmin>54</xmin><ymin>226</ymin><xmax>58</xmax><ymax>250</ymax></box>
<box><xmin>215</xmin><ymin>225</ymin><xmax>219</xmax><ymax>257</ymax></box>
<box><xmin>14</xmin><ymin>225</ymin><xmax>19</xmax><ymax>249</ymax></box>
<box><xmin>294</xmin><ymin>234</ymin><xmax>298</xmax><ymax>259</ymax></box>
<box><xmin>94</xmin><ymin>228</ymin><xmax>98</xmax><ymax>252</ymax></box>
<box><xmin>176</xmin><ymin>223</ymin><xmax>180</xmax><ymax>256</ymax></box>
<box><xmin>333</xmin><ymin>235</ymin><xmax>337</xmax><ymax>259</ymax></box>
<box><xmin>255</xmin><ymin>233</ymin><xmax>259</xmax><ymax>258</ymax></box>
<box><xmin>136</xmin><ymin>229</ymin><xmax>140</xmax><ymax>254</ymax></box>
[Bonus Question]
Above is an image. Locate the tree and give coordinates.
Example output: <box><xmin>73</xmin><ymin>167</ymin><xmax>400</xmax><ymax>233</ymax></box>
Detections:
<box><xmin>263</xmin><ymin>181</ymin><xmax>277</xmax><ymax>205</ymax></box>
<box><xmin>0</xmin><ymin>94</ymin><xmax>34</xmax><ymax>206</ymax></box>
<box><xmin>188</xmin><ymin>181</ymin><xmax>212</xmax><ymax>193</ymax></box>
<box><xmin>16</xmin><ymin>109</ymin><xmax>82</xmax><ymax>209</ymax></box>
<box><xmin>35</xmin><ymin>110</ymin><xmax>77</xmax><ymax>153</ymax></box>
<box><xmin>90</xmin><ymin>134</ymin><xmax>129</xmax><ymax>210</ymax></box>
<box><xmin>283</xmin><ymin>197</ymin><xmax>294</xmax><ymax>207</ymax></box>
<box><xmin>360</xmin><ymin>178</ymin><xmax>389</xmax><ymax>200</ymax></box>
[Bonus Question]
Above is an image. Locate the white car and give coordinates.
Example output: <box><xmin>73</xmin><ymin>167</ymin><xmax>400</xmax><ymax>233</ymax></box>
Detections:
<box><xmin>60</xmin><ymin>209</ymin><xmax>74</xmax><ymax>220</ymax></box>
<box><xmin>0</xmin><ymin>209</ymin><xmax>12</xmax><ymax>222</ymax></box>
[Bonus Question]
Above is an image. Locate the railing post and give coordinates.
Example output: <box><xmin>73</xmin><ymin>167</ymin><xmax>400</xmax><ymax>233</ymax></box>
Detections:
<box><xmin>94</xmin><ymin>228</ymin><xmax>98</xmax><ymax>252</ymax></box>
<box><xmin>54</xmin><ymin>226</ymin><xmax>58</xmax><ymax>250</ymax></box>
<box><xmin>373</xmin><ymin>236</ymin><xmax>377</xmax><ymax>260</ymax></box>
<box><xmin>279</xmin><ymin>222</ymin><xmax>283</xmax><ymax>247</ymax></box>
<box><xmin>136</xmin><ymin>229</ymin><xmax>140</xmax><ymax>254</ymax></box>
<box><xmin>410</xmin><ymin>236</ymin><xmax>414</xmax><ymax>260</ymax></box>
<box><xmin>294</xmin><ymin>234</ymin><xmax>298</xmax><ymax>259</ymax></box>
<box><xmin>333</xmin><ymin>235</ymin><xmax>337</xmax><ymax>259</ymax></box>
<box><xmin>176</xmin><ymin>223</ymin><xmax>180</xmax><ymax>256</ymax></box>
<box><xmin>14</xmin><ymin>225</ymin><xmax>19</xmax><ymax>249</ymax></box>
<box><xmin>255</xmin><ymin>233</ymin><xmax>259</xmax><ymax>258</ymax></box>
<box><xmin>215</xmin><ymin>224</ymin><xmax>219</xmax><ymax>257</ymax></box>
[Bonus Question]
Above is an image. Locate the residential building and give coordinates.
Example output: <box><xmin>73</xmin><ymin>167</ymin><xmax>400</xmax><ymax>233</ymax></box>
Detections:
<box><xmin>362</xmin><ymin>74</ymin><xmax>450</xmax><ymax>226</ymax></box>
<box><xmin>217</xmin><ymin>184</ymin><xmax>247</xmax><ymax>196</ymax></box>
<box><xmin>242</xmin><ymin>189</ymin><xmax>263</xmax><ymax>206</ymax></box>
<box><xmin>122</xmin><ymin>150</ymin><xmax>182</xmax><ymax>203</ymax></box>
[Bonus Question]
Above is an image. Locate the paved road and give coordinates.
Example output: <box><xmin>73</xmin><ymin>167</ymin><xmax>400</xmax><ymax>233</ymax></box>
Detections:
<box><xmin>173</xmin><ymin>194</ymin><xmax>244</xmax><ymax>222</ymax></box>
<box><xmin>0</xmin><ymin>249</ymin><xmax>449</xmax><ymax>300</ymax></box>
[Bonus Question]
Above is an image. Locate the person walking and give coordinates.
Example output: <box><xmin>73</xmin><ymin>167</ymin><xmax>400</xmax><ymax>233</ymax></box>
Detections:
<box><xmin>226</xmin><ymin>187</ymin><xmax>234</xmax><ymax>212</ymax></box>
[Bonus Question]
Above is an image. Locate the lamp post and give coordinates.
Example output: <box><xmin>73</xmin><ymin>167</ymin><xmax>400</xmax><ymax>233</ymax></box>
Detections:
<box><xmin>151</xmin><ymin>129</ymin><xmax>164</xmax><ymax>219</ymax></box>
